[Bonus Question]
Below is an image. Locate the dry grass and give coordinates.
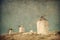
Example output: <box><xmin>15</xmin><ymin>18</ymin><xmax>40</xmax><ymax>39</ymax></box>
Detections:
<box><xmin>0</xmin><ymin>32</ymin><xmax>60</xmax><ymax>40</ymax></box>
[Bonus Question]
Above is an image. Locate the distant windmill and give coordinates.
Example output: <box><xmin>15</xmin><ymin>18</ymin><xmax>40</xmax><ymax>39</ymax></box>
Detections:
<box><xmin>18</xmin><ymin>25</ymin><xmax>25</xmax><ymax>33</ymax></box>
<box><xmin>8</xmin><ymin>27</ymin><xmax>13</xmax><ymax>34</ymax></box>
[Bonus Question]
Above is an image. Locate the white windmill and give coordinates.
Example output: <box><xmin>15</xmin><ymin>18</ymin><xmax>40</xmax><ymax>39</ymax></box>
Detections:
<box><xmin>37</xmin><ymin>16</ymin><xmax>49</xmax><ymax>35</ymax></box>
<box><xmin>8</xmin><ymin>28</ymin><xmax>13</xmax><ymax>34</ymax></box>
<box><xmin>18</xmin><ymin>25</ymin><xmax>25</xmax><ymax>33</ymax></box>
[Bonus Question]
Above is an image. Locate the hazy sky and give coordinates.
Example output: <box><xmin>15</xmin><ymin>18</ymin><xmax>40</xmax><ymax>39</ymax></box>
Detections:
<box><xmin>0</xmin><ymin>0</ymin><xmax>60</xmax><ymax>34</ymax></box>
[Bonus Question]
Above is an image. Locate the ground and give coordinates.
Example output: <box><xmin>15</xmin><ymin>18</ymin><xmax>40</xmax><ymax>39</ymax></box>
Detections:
<box><xmin>0</xmin><ymin>32</ymin><xmax>60</xmax><ymax>40</ymax></box>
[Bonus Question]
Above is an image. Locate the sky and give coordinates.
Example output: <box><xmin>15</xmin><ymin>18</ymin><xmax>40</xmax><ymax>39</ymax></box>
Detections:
<box><xmin>0</xmin><ymin>0</ymin><xmax>60</xmax><ymax>34</ymax></box>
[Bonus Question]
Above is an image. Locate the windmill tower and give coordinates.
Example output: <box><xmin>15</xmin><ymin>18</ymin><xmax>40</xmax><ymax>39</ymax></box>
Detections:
<box><xmin>18</xmin><ymin>25</ymin><xmax>25</xmax><ymax>33</ymax></box>
<box><xmin>37</xmin><ymin>16</ymin><xmax>49</xmax><ymax>35</ymax></box>
<box><xmin>8</xmin><ymin>28</ymin><xmax>13</xmax><ymax>34</ymax></box>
